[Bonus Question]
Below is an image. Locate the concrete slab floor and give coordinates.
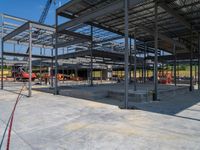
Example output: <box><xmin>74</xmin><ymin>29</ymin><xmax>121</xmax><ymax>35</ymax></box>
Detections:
<box><xmin>0</xmin><ymin>88</ymin><xmax>200</xmax><ymax>150</ymax></box>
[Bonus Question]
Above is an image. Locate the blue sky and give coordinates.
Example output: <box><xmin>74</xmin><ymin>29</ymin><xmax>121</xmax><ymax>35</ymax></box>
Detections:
<box><xmin>0</xmin><ymin>0</ymin><xmax>69</xmax><ymax>25</ymax></box>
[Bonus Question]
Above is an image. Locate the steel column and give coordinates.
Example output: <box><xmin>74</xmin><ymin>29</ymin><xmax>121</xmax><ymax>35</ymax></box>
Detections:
<box><xmin>144</xmin><ymin>43</ymin><xmax>147</xmax><ymax>83</ymax></box>
<box><xmin>28</xmin><ymin>24</ymin><xmax>32</xmax><ymax>97</ymax></box>
<box><xmin>124</xmin><ymin>0</ymin><xmax>129</xmax><ymax>108</ymax></box>
<box><xmin>153</xmin><ymin>1</ymin><xmax>158</xmax><ymax>100</ymax></box>
<box><xmin>173</xmin><ymin>44</ymin><xmax>177</xmax><ymax>86</ymax></box>
<box><xmin>129</xmin><ymin>38</ymin><xmax>132</xmax><ymax>83</ymax></box>
<box><xmin>55</xmin><ymin>14</ymin><xmax>58</xmax><ymax>94</ymax></box>
<box><xmin>189</xmin><ymin>32</ymin><xmax>193</xmax><ymax>91</ymax></box>
<box><xmin>90</xmin><ymin>26</ymin><xmax>93</xmax><ymax>86</ymax></box>
<box><xmin>40</xmin><ymin>47</ymin><xmax>42</xmax><ymax>84</ymax></box>
<box><xmin>62</xmin><ymin>48</ymin><xmax>65</xmax><ymax>83</ymax></box>
<box><xmin>134</xmin><ymin>32</ymin><xmax>137</xmax><ymax>91</ymax></box>
<box><xmin>198</xmin><ymin>34</ymin><xmax>200</xmax><ymax>90</ymax></box>
<box><xmin>51</xmin><ymin>36</ymin><xmax>54</xmax><ymax>88</ymax></box>
<box><xmin>1</xmin><ymin>15</ymin><xmax>4</xmax><ymax>90</ymax></box>
<box><xmin>1</xmin><ymin>40</ymin><xmax>3</xmax><ymax>90</ymax></box>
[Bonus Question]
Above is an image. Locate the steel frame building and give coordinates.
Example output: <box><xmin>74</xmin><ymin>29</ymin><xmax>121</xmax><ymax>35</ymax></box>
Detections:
<box><xmin>1</xmin><ymin>0</ymin><xmax>200</xmax><ymax>109</ymax></box>
<box><xmin>55</xmin><ymin>0</ymin><xmax>200</xmax><ymax>108</ymax></box>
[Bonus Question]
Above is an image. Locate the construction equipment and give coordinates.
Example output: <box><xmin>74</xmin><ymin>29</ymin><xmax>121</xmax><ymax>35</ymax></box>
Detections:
<box><xmin>39</xmin><ymin>0</ymin><xmax>56</xmax><ymax>24</ymax></box>
<box><xmin>158</xmin><ymin>72</ymin><xmax>172</xmax><ymax>84</ymax></box>
<box><xmin>12</xmin><ymin>66</ymin><xmax>36</xmax><ymax>81</ymax></box>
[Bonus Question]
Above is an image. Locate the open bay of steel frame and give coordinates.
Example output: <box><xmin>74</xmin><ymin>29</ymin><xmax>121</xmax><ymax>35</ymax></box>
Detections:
<box><xmin>56</xmin><ymin>0</ymin><xmax>200</xmax><ymax>53</ymax></box>
<box><xmin>55</xmin><ymin>0</ymin><xmax>200</xmax><ymax>106</ymax></box>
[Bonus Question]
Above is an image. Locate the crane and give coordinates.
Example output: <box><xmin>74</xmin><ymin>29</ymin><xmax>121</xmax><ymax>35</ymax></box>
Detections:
<box><xmin>39</xmin><ymin>0</ymin><xmax>56</xmax><ymax>24</ymax></box>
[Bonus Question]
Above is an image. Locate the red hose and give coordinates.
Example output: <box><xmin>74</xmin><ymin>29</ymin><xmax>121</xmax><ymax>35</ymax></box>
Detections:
<box><xmin>6</xmin><ymin>86</ymin><xmax>25</xmax><ymax>150</ymax></box>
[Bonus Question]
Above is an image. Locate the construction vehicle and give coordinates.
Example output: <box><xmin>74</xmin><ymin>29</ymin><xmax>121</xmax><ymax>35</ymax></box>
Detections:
<box><xmin>158</xmin><ymin>72</ymin><xmax>172</xmax><ymax>84</ymax></box>
<box><xmin>12</xmin><ymin>66</ymin><xmax>36</xmax><ymax>81</ymax></box>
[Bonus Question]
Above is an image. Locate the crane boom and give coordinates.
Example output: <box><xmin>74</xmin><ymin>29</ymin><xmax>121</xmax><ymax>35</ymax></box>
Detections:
<box><xmin>39</xmin><ymin>0</ymin><xmax>55</xmax><ymax>24</ymax></box>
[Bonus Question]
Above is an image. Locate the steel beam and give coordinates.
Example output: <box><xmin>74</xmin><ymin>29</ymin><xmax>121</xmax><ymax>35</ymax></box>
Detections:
<box><xmin>124</xmin><ymin>0</ymin><xmax>129</xmax><ymax>109</ymax></box>
<box><xmin>28</xmin><ymin>24</ymin><xmax>32</xmax><ymax>97</ymax></box>
<box><xmin>57</xmin><ymin>0</ymin><xmax>145</xmax><ymax>31</ymax></box>
<box><xmin>57</xmin><ymin>0</ymin><xmax>82</xmax><ymax>15</ymax></box>
<box><xmin>56</xmin><ymin>39</ymin><xmax>86</xmax><ymax>48</ymax></box>
<box><xmin>3</xmin><ymin>52</ymin><xmax>52</xmax><ymax>59</ymax></box>
<box><xmin>3</xmin><ymin>22</ymin><xmax>29</xmax><ymax>41</ymax></box>
<box><xmin>158</xmin><ymin>2</ymin><xmax>191</xmax><ymax>30</ymax></box>
<box><xmin>31</xmin><ymin>21</ymin><xmax>55</xmax><ymax>32</ymax></box>
<box><xmin>95</xmin><ymin>36</ymin><xmax>123</xmax><ymax>44</ymax></box>
<box><xmin>153</xmin><ymin>1</ymin><xmax>158</xmax><ymax>101</ymax></box>
<box><xmin>141</xmin><ymin>25</ymin><xmax>187</xmax><ymax>50</ymax></box>
<box><xmin>58</xmin><ymin>30</ymin><xmax>91</xmax><ymax>41</ymax></box>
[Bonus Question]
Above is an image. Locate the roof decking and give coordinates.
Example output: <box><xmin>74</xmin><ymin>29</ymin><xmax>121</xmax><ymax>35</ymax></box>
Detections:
<box><xmin>56</xmin><ymin>0</ymin><xmax>200</xmax><ymax>54</ymax></box>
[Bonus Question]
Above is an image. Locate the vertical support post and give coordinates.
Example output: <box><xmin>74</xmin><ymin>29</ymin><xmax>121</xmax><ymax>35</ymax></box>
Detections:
<box><xmin>1</xmin><ymin>40</ymin><xmax>3</xmax><ymax>90</ymax></box>
<box><xmin>189</xmin><ymin>32</ymin><xmax>193</xmax><ymax>91</ymax></box>
<box><xmin>133</xmin><ymin>32</ymin><xmax>137</xmax><ymax>91</ymax></box>
<box><xmin>124</xmin><ymin>0</ymin><xmax>129</xmax><ymax>108</ymax></box>
<box><xmin>153</xmin><ymin>1</ymin><xmax>158</xmax><ymax>100</ymax></box>
<box><xmin>55</xmin><ymin>14</ymin><xmax>58</xmax><ymax>94</ymax></box>
<box><xmin>40</xmin><ymin>47</ymin><xmax>42</xmax><ymax>84</ymax></box>
<box><xmin>144</xmin><ymin>43</ymin><xmax>147</xmax><ymax>83</ymax></box>
<box><xmin>28</xmin><ymin>23</ymin><xmax>32</xmax><ymax>97</ymax></box>
<box><xmin>62</xmin><ymin>48</ymin><xmax>64</xmax><ymax>83</ymax></box>
<box><xmin>1</xmin><ymin>14</ymin><xmax>4</xmax><ymax>90</ymax></box>
<box><xmin>198</xmin><ymin>34</ymin><xmax>200</xmax><ymax>90</ymax></box>
<box><xmin>195</xmin><ymin>62</ymin><xmax>197</xmax><ymax>83</ymax></box>
<box><xmin>90</xmin><ymin>26</ymin><xmax>93</xmax><ymax>86</ymax></box>
<box><xmin>129</xmin><ymin>38</ymin><xmax>132</xmax><ymax>83</ymax></box>
<box><xmin>173</xmin><ymin>44</ymin><xmax>177</xmax><ymax>86</ymax></box>
<box><xmin>51</xmin><ymin>36</ymin><xmax>54</xmax><ymax>88</ymax></box>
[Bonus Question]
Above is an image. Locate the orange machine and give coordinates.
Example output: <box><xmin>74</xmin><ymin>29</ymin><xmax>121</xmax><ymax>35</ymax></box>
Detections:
<box><xmin>57</xmin><ymin>74</ymin><xmax>64</xmax><ymax>81</ymax></box>
<box><xmin>158</xmin><ymin>72</ymin><xmax>172</xmax><ymax>84</ymax></box>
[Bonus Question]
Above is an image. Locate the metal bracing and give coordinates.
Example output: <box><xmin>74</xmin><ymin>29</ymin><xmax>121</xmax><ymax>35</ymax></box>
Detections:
<box><xmin>28</xmin><ymin>24</ymin><xmax>32</xmax><ymax>97</ymax></box>
<box><xmin>154</xmin><ymin>1</ymin><xmax>158</xmax><ymax>101</ymax></box>
<box><xmin>124</xmin><ymin>0</ymin><xmax>129</xmax><ymax>109</ymax></box>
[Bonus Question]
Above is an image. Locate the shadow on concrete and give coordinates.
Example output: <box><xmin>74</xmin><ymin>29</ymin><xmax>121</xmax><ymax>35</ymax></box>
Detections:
<box><xmin>133</xmin><ymin>91</ymin><xmax>200</xmax><ymax>122</ymax></box>
<box><xmin>33</xmin><ymin>83</ymin><xmax>200</xmax><ymax>122</ymax></box>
